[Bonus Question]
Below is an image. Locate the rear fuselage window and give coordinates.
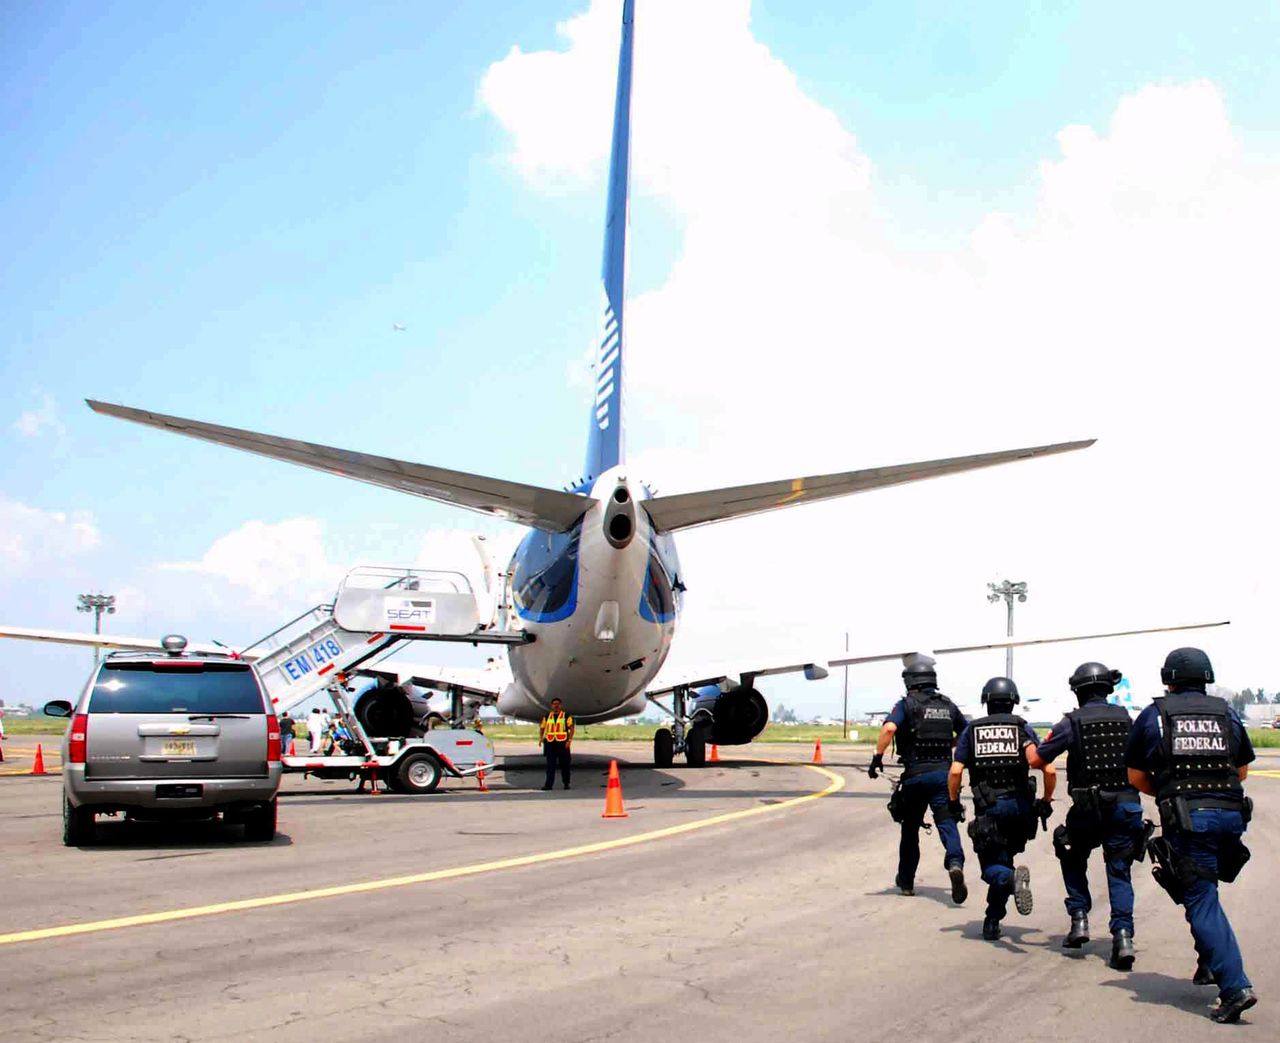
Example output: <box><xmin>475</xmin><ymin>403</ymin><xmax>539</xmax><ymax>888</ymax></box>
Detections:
<box><xmin>512</xmin><ymin>522</ymin><xmax>582</xmax><ymax>622</ymax></box>
<box><xmin>87</xmin><ymin>662</ymin><xmax>265</xmax><ymax>714</ymax></box>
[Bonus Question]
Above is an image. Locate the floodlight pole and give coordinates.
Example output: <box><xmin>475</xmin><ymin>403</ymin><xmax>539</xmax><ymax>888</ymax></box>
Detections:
<box><xmin>77</xmin><ymin>593</ymin><xmax>117</xmax><ymax>669</ymax></box>
<box><xmin>842</xmin><ymin>631</ymin><xmax>850</xmax><ymax>740</ymax></box>
<box><xmin>986</xmin><ymin>580</ymin><xmax>1028</xmax><ymax>679</ymax></box>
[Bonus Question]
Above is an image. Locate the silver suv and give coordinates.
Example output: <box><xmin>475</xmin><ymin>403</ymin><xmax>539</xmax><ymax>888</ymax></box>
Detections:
<box><xmin>44</xmin><ymin>635</ymin><xmax>282</xmax><ymax>846</ymax></box>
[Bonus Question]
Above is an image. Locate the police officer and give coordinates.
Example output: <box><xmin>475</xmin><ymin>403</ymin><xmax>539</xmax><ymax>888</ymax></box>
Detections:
<box><xmin>540</xmin><ymin>698</ymin><xmax>574</xmax><ymax>791</ymax></box>
<box><xmin>949</xmin><ymin>677</ymin><xmax>1056</xmax><ymax>940</ymax></box>
<box><xmin>1027</xmin><ymin>662</ymin><xmax>1147</xmax><ymax>969</ymax></box>
<box><xmin>1126</xmin><ymin>648</ymin><xmax>1257</xmax><ymax>1023</ymax></box>
<box><xmin>869</xmin><ymin>654</ymin><xmax>969</xmax><ymax>903</ymax></box>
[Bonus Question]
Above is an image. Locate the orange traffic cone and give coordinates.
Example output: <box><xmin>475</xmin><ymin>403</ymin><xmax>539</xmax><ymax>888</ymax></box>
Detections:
<box><xmin>476</xmin><ymin>760</ymin><xmax>489</xmax><ymax>792</ymax></box>
<box><xmin>601</xmin><ymin>759</ymin><xmax>628</xmax><ymax>818</ymax></box>
<box><xmin>31</xmin><ymin>743</ymin><xmax>46</xmax><ymax>775</ymax></box>
<box><xmin>811</xmin><ymin>737</ymin><xmax>824</xmax><ymax>765</ymax></box>
<box><xmin>286</xmin><ymin>737</ymin><xmax>296</xmax><ymax>757</ymax></box>
<box><xmin>710</xmin><ymin>744</ymin><xmax>720</xmax><ymax>763</ymax></box>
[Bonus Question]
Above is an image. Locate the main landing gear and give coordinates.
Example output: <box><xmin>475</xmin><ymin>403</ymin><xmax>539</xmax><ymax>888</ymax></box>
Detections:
<box><xmin>650</xmin><ymin>686</ymin><xmax>709</xmax><ymax>768</ymax></box>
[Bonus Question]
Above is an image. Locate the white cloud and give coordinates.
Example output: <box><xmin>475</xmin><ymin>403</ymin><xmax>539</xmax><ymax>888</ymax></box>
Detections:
<box><xmin>0</xmin><ymin>499</ymin><xmax>100</xmax><ymax>573</ymax></box>
<box><xmin>163</xmin><ymin>518</ymin><xmax>343</xmax><ymax>606</ymax></box>
<box><xmin>12</xmin><ymin>393</ymin><xmax>66</xmax><ymax>441</ymax></box>
<box><xmin>480</xmin><ymin>5</ymin><xmax>1280</xmax><ymax>715</ymax></box>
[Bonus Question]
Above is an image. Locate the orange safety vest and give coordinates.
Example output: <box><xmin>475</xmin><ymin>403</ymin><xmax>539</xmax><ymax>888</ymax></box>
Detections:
<box><xmin>542</xmin><ymin>711</ymin><xmax>570</xmax><ymax>742</ymax></box>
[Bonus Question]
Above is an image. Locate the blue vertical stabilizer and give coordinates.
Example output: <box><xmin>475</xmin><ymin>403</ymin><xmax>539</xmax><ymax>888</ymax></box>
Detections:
<box><xmin>582</xmin><ymin>0</ymin><xmax>634</xmax><ymax>484</ymax></box>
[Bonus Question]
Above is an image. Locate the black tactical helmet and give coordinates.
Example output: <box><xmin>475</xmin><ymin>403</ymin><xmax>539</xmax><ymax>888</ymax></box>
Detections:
<box><xmin>901</xmin><ymin>653</ymin><xmax>938</xmax><ymax>692</ymax></box>
<box><xmin>1069</xmin><ymin>661</ymin><xmax>1122</xmax><ymax>701</ymax></box>
<box><xmin>1160</xmin><ymin>647</ymin><xmax>1214</xmax><ymax>689</ymax></box>
<box><xmin>981</xmin><ymin>676</ymin><xmax>1020</xmax><ymax>707</ymax></box>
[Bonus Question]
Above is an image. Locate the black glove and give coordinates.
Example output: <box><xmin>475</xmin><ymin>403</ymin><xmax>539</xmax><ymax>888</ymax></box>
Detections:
<box><xmin>948</xmin><ymin>799</ymin><xmax>967</xmax><ymax>823</ymax></box>
<box><xmin>868</xmin><ymin>753</ymin><xmax>884</xmax><ymax>780</ymax></box>
<box><xmin>1035</xmin><ymin>799</ymin><xmax>1054</xmax><ymax>832</ymax></box>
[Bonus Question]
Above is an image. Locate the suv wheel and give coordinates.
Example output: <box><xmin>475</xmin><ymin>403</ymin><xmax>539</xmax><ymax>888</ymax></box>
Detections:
<box><xmin>243</xmin><ymin>798</ymin><xmax>278</xmax><ymax>842</ymax></box>
<box><xmin>63</xmin><ymin>794</ymin><xmax>96</xmax><ymax>847</ymax></box>
<box><xmin>397</xmin><ymin>752</ymin><xmax>442</xmax><ymax>794</ymax></box>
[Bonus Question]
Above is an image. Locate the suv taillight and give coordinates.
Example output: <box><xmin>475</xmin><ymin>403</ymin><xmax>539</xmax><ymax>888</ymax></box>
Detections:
<box><xmin>266</xmin><ymin>714</ymin><xmax>281</xmax><ymax>763</ymax></box>
<box><xmin>69</xmin><ymin>714</ymin><xmax>89</xmax><ymax>764</ymax></box>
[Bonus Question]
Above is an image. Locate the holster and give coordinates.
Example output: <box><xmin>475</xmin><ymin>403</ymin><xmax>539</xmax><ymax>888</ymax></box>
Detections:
<box><xmin>1052</xmin><ymin>824</ymin><xmax>1072</xmax><ymax>861</ymax></box>
<box><xmin>887</xmin><ymin>781</ymin><xmax>904</xmax><ymax>824</ymax></box>
<box><xmin>1147</xmin><ymin>835</ymin><xmax>1186</xmax><ymax>904</ymax></box>
<box><xmin>967</xmin><ymin>814</ymin><xmax>1000</xmax><ymax>853</ymax></box>
<box><xmin>1218</xmin><ymin>837</ymin><xmax>1251</xmax><ymax>883</ymax></box>
<box><xmin>1126</xmin><ymin>820</ymin><xmax>1156</xmax><ymax>864</ymax></box>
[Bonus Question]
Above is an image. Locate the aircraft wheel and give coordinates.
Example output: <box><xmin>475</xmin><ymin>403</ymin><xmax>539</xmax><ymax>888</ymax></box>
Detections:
<box><xmin>653</xmin><ymin>728</ymin><xmax>674</xmax><ymax>768</ymax></box>
<box><xmin>685</xmin><ymin>726</ymin><xmax>707</xmax><ymax>767</ymax></box>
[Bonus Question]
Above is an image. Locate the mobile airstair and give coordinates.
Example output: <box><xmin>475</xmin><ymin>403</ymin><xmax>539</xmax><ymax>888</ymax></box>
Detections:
<box><xmin>243</xmin><ymin>565</ymin><xmax>528</xmax><ymax>718</ymax></box>
<box><xmin>240</xmin><ymin>566</ymin><xmax>528</xmax><ymax>794</ymax></box>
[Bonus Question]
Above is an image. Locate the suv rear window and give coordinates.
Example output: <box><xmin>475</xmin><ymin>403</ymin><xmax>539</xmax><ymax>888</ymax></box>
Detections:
<box><xmin>87</xmin><ymin>662</ymin><xmax>265</xmax><ymax>714</ymax></box>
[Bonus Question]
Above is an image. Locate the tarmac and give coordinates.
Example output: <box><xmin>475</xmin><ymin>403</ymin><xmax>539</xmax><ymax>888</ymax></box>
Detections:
<box><xmin>0</xmin><ymin>739</ymin><xmax>1276</xmax><ymax>1041</ymax></box>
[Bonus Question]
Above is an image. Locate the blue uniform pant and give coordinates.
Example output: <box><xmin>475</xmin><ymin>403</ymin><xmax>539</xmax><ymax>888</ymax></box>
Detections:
<box><xmin>1059</xmin><ymin>799</ymin><xmax>1144</xmax><ymax>935</ymax></box>
<box><xmin>1169</xmin><ymin>808</ymin><xmax>1251</xmax><ymax>999</ymax></box>
<box><xmin>973</xmin><ymin>796</ymin><xmax>1032</xmax><ymax>921</ymax></box>
<box><xmin>896</xmin><ymin>769</ymin><xmax>965</xmax><ymax>883</ymax></box>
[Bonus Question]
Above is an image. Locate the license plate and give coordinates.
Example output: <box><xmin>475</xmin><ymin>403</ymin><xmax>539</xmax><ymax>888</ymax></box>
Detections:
<box><xmin>162</xmin><ymin>740</ymin><xmax>198</xmax><ymax>757</ymax></box>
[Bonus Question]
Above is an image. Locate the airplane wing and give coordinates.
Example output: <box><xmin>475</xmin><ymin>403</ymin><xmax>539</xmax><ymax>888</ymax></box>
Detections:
<box><xmin>0</xmin><ymin>625</ymin><xmax>236</xmax><ymax>658</ymax></box>
<box><xmin>642</xmin><ymin>439</ymin><xmax>1094</xmax><ymax>533</ymax></box>
<box><xmin>828</xmin><ymin>620</ymin><xmax>1230</xmax><ymax>669</ymax></box>
<box><xmin>647</xmin><ymin>659</ymin><xmax>830</xmax><ymax>697</ymax></box>
<box><xmin>355</xmin><ymin>661</ymin><xmax>509</xmax><ymax>700</ymax></box>
<box><xmin>86</xmin><ymin>400</ymin><xmax>595</xmax><ymax>533</ymax></box>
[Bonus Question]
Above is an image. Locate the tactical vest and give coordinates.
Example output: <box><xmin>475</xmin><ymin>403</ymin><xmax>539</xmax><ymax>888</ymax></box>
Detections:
<box><xmin>543</xmin><ymin>712</ymin><xmax>569</xmax><ymax>742</ymax></box>
<box><xmin>966</xmin><ymin>712</ymin><xmax>1031</xmax><ymax>806</ymax></box>
<box><xmin>898</xmin><ymin>689</ymin><xmax>956</xmax><ymax>774</ymax></box>
<box><xmin>1066</xmin><ymin>699</ymin><xmax>1133</xmax><ymax>791</ymax></box>
<box><xmin>1154</xmin><ymin>691</ymin><xmax>1242</xmax><ymax>802</ymax></box>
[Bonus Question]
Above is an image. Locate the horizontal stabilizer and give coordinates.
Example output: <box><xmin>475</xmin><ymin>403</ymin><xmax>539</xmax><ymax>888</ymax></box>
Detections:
<box><xmin>87</xmin><ymin>400</ymin><xmax>594</xmax><ymax>532</ymax></box>
<box><xmin>643</xmin><ymin>439</ymin><xmax>1095</xmax><ymax>533</ymax></box>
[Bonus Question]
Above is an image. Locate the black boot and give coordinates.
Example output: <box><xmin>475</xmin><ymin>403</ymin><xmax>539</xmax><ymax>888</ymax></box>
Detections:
<box><xmin>1193</xmin><ymin>960</ymin><xmax>1215</xmax><ymax>986</ymax></box>
<box><xmin>982</xmin><ymin>917</ymin><xmax>1002</xmax><ymax>941</ymax></box>
<box><xmin>1210</xmin><ymin>988</ymin><xmax>1257</xmax><ymax>1024</ymax></box>
<box><xmin>1063</xmin><ymin>911</ymin><xmax>1090</xmax><ymax>949</ymax></box>
<box><xmin>1110</xmin><ymin>929</ymin><xmax>1135</xmax><ymax>970</ymax></box>
<box><xmin>947</xmin><ymin>862</ymin><xmax>968</xmax><ymax>905</ymax></box>
<box><xmin>1012</xmin><ymin>865</ymin><xmax>1033</xmax><ymax>915</ymax></box>
<box><xmin>895</xmin><ymin>873</ymin><xmax>914</xmax><ymax>896</ymax></box>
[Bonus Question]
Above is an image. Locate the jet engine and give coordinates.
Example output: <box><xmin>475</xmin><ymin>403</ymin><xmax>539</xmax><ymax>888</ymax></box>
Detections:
<box><xmin>353</xmin><ymin>681</ymin><xmax>431</xmax><ymax>738</ymax></box>
<box><xmin>691</xmin><ymin>685</ymin><xmax>770</xmax><ymax>746</ymax></box>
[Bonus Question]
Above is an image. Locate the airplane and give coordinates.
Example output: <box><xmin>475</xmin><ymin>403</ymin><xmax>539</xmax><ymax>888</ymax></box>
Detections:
<box><xmin>0</xmin><ymin>1</ymin><xmax>1225</xmax><ymax>767</ymax></box>
<box><xmin>392</xmin><ymin>323</ymin><xmax>407</xmax><ymax>332</ymax></box>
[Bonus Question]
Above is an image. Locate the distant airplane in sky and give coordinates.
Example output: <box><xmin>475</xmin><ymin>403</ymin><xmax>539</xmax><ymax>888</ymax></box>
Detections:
<box><xmin>392</xmin><ymin>323</ymin><xmax>406</xmax><ymax>331</ymax></box>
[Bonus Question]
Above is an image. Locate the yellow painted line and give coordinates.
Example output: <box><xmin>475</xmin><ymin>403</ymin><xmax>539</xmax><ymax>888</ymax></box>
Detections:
<box><xmin>0</xmin><ymin>761</ymin><xmax>845</xmax><ymax>947</ymax></box>
<box><xmin>1250</xmin><ymin>769</ymin><xmax>1280</xmax><ymax>779</ymax></box>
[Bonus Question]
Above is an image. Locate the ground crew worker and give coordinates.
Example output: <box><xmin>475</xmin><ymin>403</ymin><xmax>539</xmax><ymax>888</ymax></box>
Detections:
<box><xmin>1126</xmin><ymin>647</ymin><xmax>1257</xmax><ymax>1023</ymax></box>
<box><xmin>1027</xmin><ymin>661</ymin><xmax>1147</xmax><ymax>969</ymax></box>
<box><xmin>949</xmin><ymin>677</ymin><xmax>1055</xmax><ymax>940</ymax></box>
<box><xmin>278</xmin><ymin>711</ymin><xmax>295</xmax><ymax>755</ymax></box>
<box><xmin>540</xmin><ymin>698</ymin><xmax>574</xmax><ymax>790</ymax></box>
<box><xmin>307</xmin><ymin>707</ymin><xmax>326</xmax><ymax>754</ymax></box>
<box><xmin>869</xmin><ymin>654</ymin><xmax>969</xmax><ymax>902</ymax></box>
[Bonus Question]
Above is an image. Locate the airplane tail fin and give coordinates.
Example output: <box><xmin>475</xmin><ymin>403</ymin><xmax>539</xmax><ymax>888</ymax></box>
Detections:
<box><xmin>581</xmin><ymin>0</ymin><xmax>635</xmax><ymax>487</ymax></box>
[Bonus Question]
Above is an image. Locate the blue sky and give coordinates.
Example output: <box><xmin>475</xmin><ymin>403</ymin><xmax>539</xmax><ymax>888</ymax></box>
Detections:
<box><xmin>3</xmin><ymin>1</ymin><xmax>1278</xmax><ymax>717</ymax></box>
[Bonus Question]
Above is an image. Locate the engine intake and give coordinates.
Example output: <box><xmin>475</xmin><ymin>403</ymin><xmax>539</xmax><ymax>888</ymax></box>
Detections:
<box><xmin>704</xmin><ymin>687</ymin><xmax>769</xmax><ymax>746</ymax></box>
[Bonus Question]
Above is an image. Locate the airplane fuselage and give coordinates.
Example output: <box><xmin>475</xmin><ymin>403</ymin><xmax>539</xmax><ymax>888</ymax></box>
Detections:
<box><xmin>498</xmin><ymin>468</ymin><xmax>681</xmax><ymax>723</ymax></box>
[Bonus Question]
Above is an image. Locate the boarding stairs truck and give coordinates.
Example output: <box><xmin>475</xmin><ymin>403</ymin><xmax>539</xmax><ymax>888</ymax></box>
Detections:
<box><xmin>241</xmin><ymin>566</ymin><xmax>528</xmax><ymax>793</ymax></box>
